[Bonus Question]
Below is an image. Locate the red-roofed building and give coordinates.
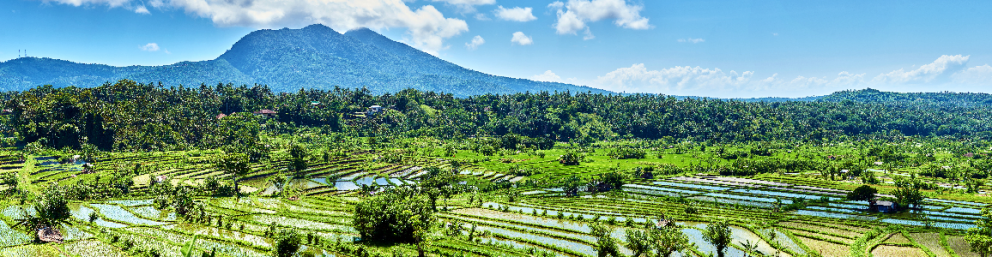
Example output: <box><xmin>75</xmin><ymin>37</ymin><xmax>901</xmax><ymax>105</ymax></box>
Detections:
<box><xmin>253</xmin><ymin>109</ymin><xmax>278</xmax><ymax>118</ymax></box>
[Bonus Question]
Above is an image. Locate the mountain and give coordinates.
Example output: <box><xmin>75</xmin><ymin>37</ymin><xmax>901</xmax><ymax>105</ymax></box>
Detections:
<box><xmin>0</xmin><ymin>24</ymin><xmax>608</xmax><ymax>96</ymax></box>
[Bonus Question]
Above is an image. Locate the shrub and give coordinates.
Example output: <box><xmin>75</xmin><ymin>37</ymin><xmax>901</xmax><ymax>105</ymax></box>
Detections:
<box><xmin>559</xmin><ymin>151</ymin><xmax>581</xmax><ymax>165</ymax></box>
<box><xmin>272</xmin><ymin>229</ymin><xmax>302</xmax><ymax>257</ymax></box>
<box><xmin>352</xmin><ymin>188</ymin><xmax>434</xmax><ymax>243</ymax></box>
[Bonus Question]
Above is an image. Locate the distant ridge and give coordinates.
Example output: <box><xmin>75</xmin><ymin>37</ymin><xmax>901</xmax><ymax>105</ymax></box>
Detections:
<box><xmin>0</xmin><ymin>24</ymin><xmax>608</xmax><ymax>96</ymax></box>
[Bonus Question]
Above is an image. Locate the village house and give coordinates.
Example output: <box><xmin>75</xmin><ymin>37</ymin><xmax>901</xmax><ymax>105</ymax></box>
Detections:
<box><xmin>367</xmin><ymin>105</ymin><xmax>383</xmax><ymax>115</ymax></box>
<box><xmin>870</xmin><ymin>200</ymin><xmax>898</xmax><ymax>213</ymax></box>
<box><xmin>253</xmin><ymin>109</ymin><xmax>278</xmax><ymax>118</ymax></box>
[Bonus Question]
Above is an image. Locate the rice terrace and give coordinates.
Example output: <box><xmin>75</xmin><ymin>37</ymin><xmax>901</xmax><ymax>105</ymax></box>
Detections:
<box><xmin>1</xmin><ymin>83</ymin><xmax>991</xmax><ymax>257</ymax></box>
<box><xmin>3</xmin><ymin>0</ymin><xmax>992</xmax><ymax>257</ymax></box>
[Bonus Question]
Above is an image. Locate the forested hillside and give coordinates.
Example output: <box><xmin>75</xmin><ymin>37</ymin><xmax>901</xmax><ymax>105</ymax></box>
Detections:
<box><xmin>4</xmin><ymin>80</ymin><xmax>992</xmax><ymax>152</ymax></box>
<box><xmin>0</xmin><ymin>25</ymin><xmax>605</xmax><ymax>96</ymax></box>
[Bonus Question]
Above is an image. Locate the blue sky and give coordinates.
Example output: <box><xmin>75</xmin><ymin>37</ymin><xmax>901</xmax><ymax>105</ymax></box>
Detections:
<box><xmin>2</xmin><ymin>0</ymin><xmax>991</xmax><ymax>98</ymax></box>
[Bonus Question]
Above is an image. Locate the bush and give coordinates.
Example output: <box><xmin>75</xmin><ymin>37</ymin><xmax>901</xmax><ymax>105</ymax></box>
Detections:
<box><xmin>352</xmin><ymin>188</ymin><xmax>434</xmax><ymax>243</ymax></box>
<box><xmin>272</xmin><ymin>229</ymin><xmax>302</xmax><ymax>257</ymax></box>
<box><xmin>559</xmin><ymin>151</ymin><xmax>581</xmax><ymax>165</ymax></box>
<box><xmin>847</xmin><ymin>185</ymin><xmax>877</xmax><ymax>201</ymax></box>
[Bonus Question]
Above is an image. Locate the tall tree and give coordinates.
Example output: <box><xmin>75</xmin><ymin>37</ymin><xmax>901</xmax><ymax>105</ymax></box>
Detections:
<box><xmin>215</xmin><ymin>153</ymin><xmax>250</xmax><ymax>199</ymax></box>
<box><xmin>703</xmin><ymin>220</ymin><xmax>732</xmax><ymax>257</ymax></box>
<box><xmin>653</xmin><ymin>226</ymin><xmax>692</xmax><ymax>257</ymax></box>
<box><xmin>591</xmin><ymin>223</ymin><xmax>621</xmax><ymax>257</ymax></box>
<box><xmin>966</xmin><ymin>207</ymin><xmax>992</xmax><ymax>257</ymax></box>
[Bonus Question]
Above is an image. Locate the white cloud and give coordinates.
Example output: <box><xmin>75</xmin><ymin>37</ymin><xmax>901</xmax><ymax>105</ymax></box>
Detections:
<box><xmin>494</xmin><ymin>6</ymin><xmax>536</xmax><ymax>22</ymax></box>
<box><xmin>39</xmin><ymin>0</ymin><xmax>131</xmax><ymax>7</ymax></box>
<box><xmin>474</xmin><ymin>13</ymin><xmax>490</xmax><ymax>20</ymax></box>
<box><xmin>583</xmin><ymin>28</ymin><xmax>595</xmax><ymax>40</ymax></box>
<box><xmin>551</xmin><ymin>0</ymin><xmax>651</xmax><ymax>35</ymax></box>
<box><xmin>772</xmin><ymin>32</ymin><xmax>778</xmax><ymax>36</ymax></box>
<box><xmin>37</xmin><ymin>0</ymin><xmax>470</xmax><ymax>55</ymax></box>
<box><xmin>591</xmin><ymin>64</ymin><xmax>753</xmax><ymax>93</ymax></box>
<box><xmin>952</xmin><ymin>64</ymin><xmax>992</xmax><ymax>86</ymax></box>
<box><xmin>577</xmin><ymin>55</ymin><xmax>984</xmax><ymax>97</ymax></box>
<box><xmin>677</xmin><ymin>38</ymin><xmax>704</xmax><ymax>43</ymax></box>
<box><xmin>511</xmin><ymin>31</ymin><xmax>533</xmax><ymax>45</ymax></box>
<box><xmin>140</xmin><ymin>43</ymin><xmax>160</xmax><ymax>52</ymax></box>
<box><xmin>134</xmin><ymin>5</ymin><xmax>149</xmax><ymax>14</ymax></box>
<box><xmin>872</xmin><ymin>55</ymin><xmax>969</xmax><ymax>84</ymax></box>
<box><xmin>465</xmin><ymin>35</ymin><xmax>484</xmax><ymax>50</ymax></box>
<box><xmin>430</xmin><ymin>0</ymin><xmax>495</xmax><ymax>13</ymax></box>
<box><xmin>531</xmin><ymin>70</ymin><xmax>562</xmax><ymax>82</ymax></box>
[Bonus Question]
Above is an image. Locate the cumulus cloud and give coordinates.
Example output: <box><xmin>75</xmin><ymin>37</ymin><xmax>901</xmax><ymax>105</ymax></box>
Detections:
<box><xmin>872</xmin><ymin>55</ymin><xmax>969</xmax><ymax>84</ymax></box>
<box><xmin>465</xmin><ymin>35</ymin><xmax>484</xmax><ymax>50</ymax></box>
<box><xmin>431</xmin><ymin>0</ymin><xmax>495</xmax><ymax>13</ymax></box>
<box><xmin>549</xmin><ymin>0</ymin><xmax>651</xmax><ymax>35</ymax></box>
<box><xmin>952</xmin><ymin>64</ymin><xmax>992</xmax><ymax>86</ymax></box>
<box><xmin>134</xmin><ymin>5</ymin><xmax>149</xmax><ymax>14</ymax></box>
<box><xmin>511</xmin><ymin>31</ymin><xmax>533</xmax><ymax>45</ymax></box>
<box><xmin>591</xmin><ymin>64</ymin><xmax>753</xmax><ymax>93</ymax></box>
<box><xmin>494</xmin><ymin>6</ymin><xmax>536</xmax><ymax>22</ymax></box>
<box><xmin>677</xmin><ymin>38</ymin><xmax>704</xmax><ymax>43</ymax></box>
<box><xmin>577</xmin><ymin>55</ymin><xmax>986</xmax><ymax>97</ymax></box>
<box><xmin>583</xmin><ymin>28</ymin><xmax>595</xmax><ymax>40</ymax></box>
<box><xmin>140</xmin><ymin>43</ymin><xmax>160</xmax><ymax>52</ymax></box>
<box><xmin>474</xmin><ymin>13</ymin><xmax>490</xmax><ymax>20</ymax></box>
<box><xmin>37</xmin><ymin>0</ymin><xmax>470</xmax><ymax>55</ymax></box>
<box><xmin>39</xmin><ymin>0</ymin><xmax>131</xmax><ymax>7</ymax></box>
<box><xmin>531</xmin><ymin>70</ymin><xmax>562</xmax><ymax>82</ymax></box>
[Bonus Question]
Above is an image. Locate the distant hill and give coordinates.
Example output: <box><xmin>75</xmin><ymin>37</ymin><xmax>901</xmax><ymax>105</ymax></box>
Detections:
<box><xmin>0</xmin><ymin>24</ymin><xmax>608</xmax><ymax>96</ymax></box>
<box><xmin>817</xmin><ymin>88</ymin><xmax>992</xmax><ymax>107</ymax></box>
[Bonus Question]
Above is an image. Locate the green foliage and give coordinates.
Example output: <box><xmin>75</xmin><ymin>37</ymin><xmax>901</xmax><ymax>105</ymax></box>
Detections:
<box><xmin>966</xmin><ymin>207</ymin><xmax>992</xmax><ymax>257</ymax></box>
<box><xmin>846</xmin><ymin>185</ymin><xmax>877</xmax><ymax>201</ymax></box>
<box><xmin>559</xmin><ymin>151</ymin><xmax>581</xmax><ymax>165</ymax></box>
<box><xmin>608</xmin><ymin>147</ymin><xmax>646</xmax><ymax>159</ymax></box>
<box><xmin>702</xmin><ymin>220</ymin><xmax>732</xmax><ymax>257</ymax></box>
<box><xmin>624</xmin><ymin>229</ymin><xmax>652</xmax><ymax>257</ymax></box>
<box><xmin>653</xmin><ymin>226</ymin><xmax>692</xmax><ymax>257</ymax></box>
<box><xmin>598</xmin><ymin>170</ymin><xmax>627</xmax><ymax>191</ymax></box>
<box><xmin>562</xmin><ymin>175</ymin><xmax>584</xmax><ymax>196</ymax></box>
<box><xmin>288</xmin><ymin>144</ymin><xmax>309</xmax><ymax>176</ymax></box>
<box><xmin>892</xmin><ymin>178</ymin><xmax>925</xmax><ymax>210</ymax></box>
<box><xmin>0</xmin><ymin>172</ymin><xmax>17</xmax><ymax>194</ymax></box>
<box><xmin>590</xmin><ymin>223</ymin><xmax>620</xmax><ymax>257</ymax></box>
<box><xmin>352</xmin><ymin>188</ymin><xmax>435</xmax><ymax>244</ymax></box>
<box><xmin>28</xmin><ymin>184</ymin><xmax>71</xmax><ymax>228</ymax></box>
<box><xmin>215</xmin><ymin>153</ymin><xmax>250</xmax><ymax>198</ymax></box>
<box><xmin>272</xmin><ymin>229</ymin><xmax>302</xmax><ymax>257</ymax></box>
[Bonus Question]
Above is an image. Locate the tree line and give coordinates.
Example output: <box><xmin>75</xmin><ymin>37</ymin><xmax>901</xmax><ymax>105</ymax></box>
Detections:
<box><xmin>7</xmin><ymin>80</ymin><xmax>992</xmax><ymax>151</ymax></box>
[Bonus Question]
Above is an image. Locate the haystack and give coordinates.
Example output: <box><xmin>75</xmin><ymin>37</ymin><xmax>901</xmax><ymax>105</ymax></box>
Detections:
<box><xmin>38</xmin><ymin>227</ymin><xmax>63</xmax><ymax>243</ymax></box>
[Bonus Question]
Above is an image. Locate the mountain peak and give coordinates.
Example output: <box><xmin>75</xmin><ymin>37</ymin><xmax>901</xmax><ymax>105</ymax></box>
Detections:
<box><xmin>0</xmin><ymin>24</ymin><xmax>609</xmax><ymax>96</ymax></box>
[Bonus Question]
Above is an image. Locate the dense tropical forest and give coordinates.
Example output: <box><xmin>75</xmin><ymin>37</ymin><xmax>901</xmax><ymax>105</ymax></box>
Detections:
<box><xmin>1</xmin><ymin>80</ymin><xmax>992</xmax><ymax>257</ymax></box>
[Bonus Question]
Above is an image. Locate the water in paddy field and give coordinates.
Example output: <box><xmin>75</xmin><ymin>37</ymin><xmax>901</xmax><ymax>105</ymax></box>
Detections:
<box><xmin>0</xmin><ymin>219</ymin><xmax>32</xmax><ymax>247</ymax></box>
<box><xmin>69</xmin><ymin>204</ymin><xmax>127</xmax><ymax>228</ymax></box>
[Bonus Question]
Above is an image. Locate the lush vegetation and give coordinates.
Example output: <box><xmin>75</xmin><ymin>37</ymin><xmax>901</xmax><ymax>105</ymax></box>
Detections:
<box><xmin>1</xmin><ymin>82</ymin><xmax>992</xmax><ymax>256</ymax></box>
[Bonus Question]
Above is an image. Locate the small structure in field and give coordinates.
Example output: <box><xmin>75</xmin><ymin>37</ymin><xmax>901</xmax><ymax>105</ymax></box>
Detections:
<box><xmin>253</xmin><ymin>109</ymin><xmax>278</xmax><ymax>118</ymax></box>
<box><xmin>870</xmin><ymin>200</ymin><xmax>898</xmax><ymax>213</ymax></box>
<box><xmin>367</xmin><ymin>105</ymin><xmax>383</xmax><ymax>115</ymax></box>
